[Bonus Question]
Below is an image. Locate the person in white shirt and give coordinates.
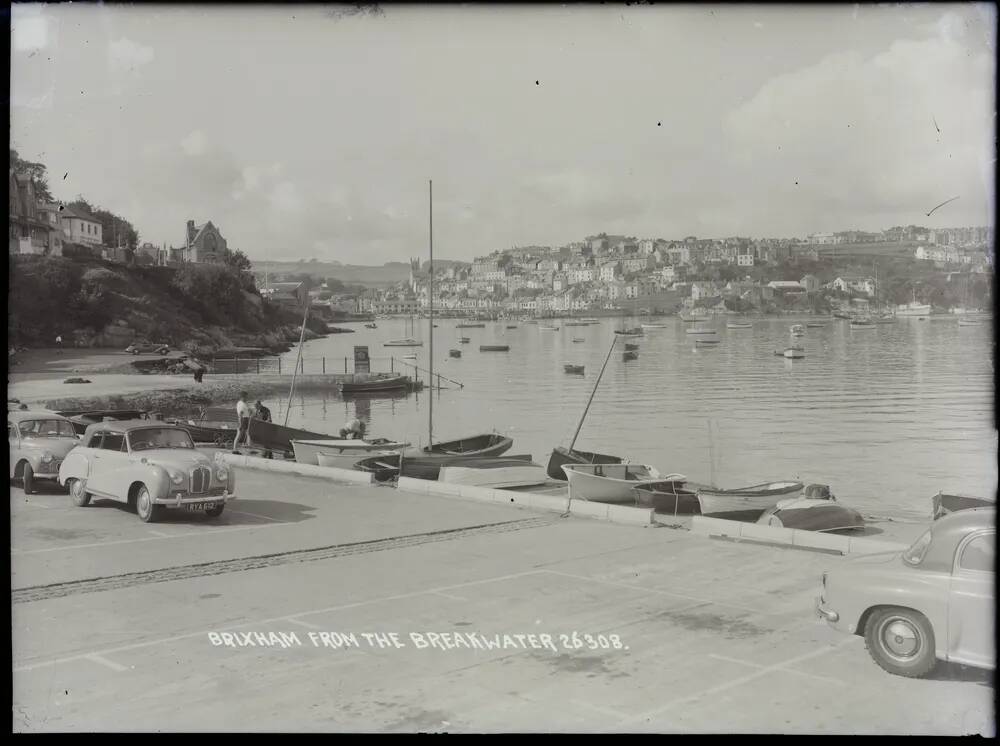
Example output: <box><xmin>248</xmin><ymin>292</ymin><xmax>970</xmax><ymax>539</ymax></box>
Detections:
<box><xmin>233</xmin><ymin>391</ymin><xmax>251</xmax><ymax>453</ymax></box>
<box><xmin>339</xmin><ymin>418</ymin><xmax>366</xmax><ymax>440</ymax></box>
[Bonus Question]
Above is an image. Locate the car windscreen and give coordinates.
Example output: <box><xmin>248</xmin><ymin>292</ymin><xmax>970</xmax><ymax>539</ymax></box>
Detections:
<box><xmin>18</xmin><ymin>420</ymin><xmax>77</xmax><ymax>438</ymax></box>
<box><xmin>128</xmin><ymin>428</ymin><xmax>195</xmax><ymax>451</ymax></box>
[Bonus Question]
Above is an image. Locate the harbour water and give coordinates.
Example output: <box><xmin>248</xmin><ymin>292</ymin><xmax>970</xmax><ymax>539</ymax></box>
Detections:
<box><xmin>269</xmin><ymin>316</ymin><xmax>996</xmax><ymax>519</ymax></box>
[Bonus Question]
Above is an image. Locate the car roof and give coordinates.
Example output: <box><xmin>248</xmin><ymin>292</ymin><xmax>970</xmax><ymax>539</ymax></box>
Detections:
<box><xmin>8</xmin><ymin>410</ymin><xmax>71</xmax><ymax>424</ymax></box>
<box><xmin>922</xmin><ymin>507</ymin><xmax>996</xmax><ymax>572</ymax></box>
<box><xmin>82</xmin><ymin>419</ymin><xmax>183</xmax><ymax>435</ymax></box>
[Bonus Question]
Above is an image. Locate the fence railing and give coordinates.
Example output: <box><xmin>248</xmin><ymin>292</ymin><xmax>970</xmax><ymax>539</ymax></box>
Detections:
<box><xmin>210</xmin><ymin>355</ymin><xmax>409</xmax><ymax>376</ymax></box>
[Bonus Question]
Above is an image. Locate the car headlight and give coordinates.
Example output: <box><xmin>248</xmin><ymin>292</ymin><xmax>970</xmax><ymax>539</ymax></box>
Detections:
<box><xmin>169</xmin><ymin>471</ymin><xmax>184</xmax><ymax>485</ymax></box>
<box><xmin>216</xmin><ymin>466</ymin><xmax>229</xmax><ymax>481</ymax></box>
<box><xmin>41</xmin><ymin>452</ymin><xmax>54</xmax><ymax>463</ymax></box>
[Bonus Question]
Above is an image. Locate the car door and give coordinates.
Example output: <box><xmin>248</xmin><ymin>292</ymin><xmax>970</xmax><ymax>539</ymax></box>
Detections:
<box><xmin>947</xmin><ymin>530</ymin><xmax>996</xmax><ymax>668</ymax></box>
<box><xmin>86</xmin><ymin>431</ymin><xmax>129</xmax><ymax>500</ymax></box>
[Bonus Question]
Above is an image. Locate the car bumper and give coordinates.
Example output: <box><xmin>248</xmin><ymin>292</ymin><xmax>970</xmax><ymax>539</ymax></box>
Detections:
<box><xmin>32</xmin><ymin>471</ymin><xmax>61</xmax><ymax>481</ymax></box>
<box><xmin>154</xmin><ymin>490</ymin><xmax>237</xmax><ymax>507</ymax></box>
<box><xmin>815</xmin><ymin>596</ymin><xmax>839</xmax><ymax>623</ymax></box>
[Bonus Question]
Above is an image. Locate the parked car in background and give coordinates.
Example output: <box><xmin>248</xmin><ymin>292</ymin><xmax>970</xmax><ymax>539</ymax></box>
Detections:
<box><xmin>8</xmin><ymin>411</ymin><xmax>81</xmax><ymax>494</ymax></box>
<box><xmin>58</xmin><ymin>420</ymin><xmax>237</xmax><ymax>522</ymax></box>
<box><xmin>125</xmin><ymin>341</ymin><xmax>170</xmax><ymax>355</ymax></box>
<box><xmin>817</xmin><ymin>508</ymin><xmax>995</xmax><ymax>678</ymax></box>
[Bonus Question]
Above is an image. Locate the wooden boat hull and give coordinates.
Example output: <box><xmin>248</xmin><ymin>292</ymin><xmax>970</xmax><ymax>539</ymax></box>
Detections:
<box><xmin>247</xmin><ymin>420</ymin><xmax>339</xmax><ymax>456</ymax></box>
<box><xmin>449</xmin><ymin>350</ymin><xmax>462</xmax><ymax>358</ymax></box>
<box><xmin>293</xmin><ymin>438</ymin><xmax>409</xmax><ymax>466</ymax></box>
<box><xmin>633</xmin><ymin>480</ymin><xmax>710</xmax><ymax>514</ymax></box>
<box><xmin>931</xmin><ymin>492</ymin><xmax>996</xmax><ymax>520</ymax></box>
<box><xmin>167</xmin><ymin>420</ymin><xmax>238</xmax><ymax>446</ymax></box>
<box><xmin>624</xmin><ymin>343</ymin><xmax>639</xmax><ymax>351</ymax></box>
<box><xmin>355</xmin><ymin>453</ymin><xmax>532</xmax><ymax>482</ymax></box>
<box><xmin>57</xmin><ymin>409</ymin><xmax>149</xmax><ymax>434</ymax></box>
<box><xmin>338</xmin><ymin>375</ymin><xmax>410</xmax><ymax>393</ymax></box>
<box><xmin>562</xmin><ymin>463</ymin><xmax>667</xmax><ymax>503</ymax></box>
<box><xmin>546</xmin><ymin>446</ymin><xmax>623</xmax><ymax>481</ymax></box>
<box><xmin>726</xmin><ymin>323</ymin><xmax>752</xmax><ymax>329</ymax></box>
<box><xmin>564</xmin><ymin>365</ymin><xmax>585</xmax><ymax>374</ymax></box>
<box><xmin>697</xmin><ymin>481</ymin><xmax>804</xmax><ymax>520</ymax></box>
<box><xmin>623</xmin><ymin>351</ymin><xmax>638</xmax><ymax>360</ymax></box>
<box><xmin>685</xmin><ymin>328</ymin><xmax>716</xmax><ymax>335</ymax></box>
<box><xmin>423</xmin><ymin>433</ymin><xmax>513</xmax><ymax>457</ymax></box>
<box><xmin>757</xmin><ymin>498</ymin><xmax>865</xmax><ymax>532</ymax></box>
<box><xmin>456</xmin><ymin>323</ymin><xmax>486</xmax><ymax>328</ymax></box>
<box><xmin>480</xmin><ymin>345</ymin><xmax>510</xmax><ymax>352</ymax></box>
<box><xmin>695</xmin><ymin>339</ymin><xmax>720</xmax><ymax>345</ymax></box>
<box><xmin>438</xmin><ymin>461</ymin><xmax>548</xmax><ymax>489</ymax></box>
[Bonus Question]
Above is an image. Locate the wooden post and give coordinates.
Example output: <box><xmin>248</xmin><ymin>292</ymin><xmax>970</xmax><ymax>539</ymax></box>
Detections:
<box><xmin>344</xmin><ymin>357</ymin><xmax>348</xmax><ymax>374</ymax></box>
<box><xmin>278</xmin><ymin>357</ymin><xmax>281</xmax><ymax>375</ymax></box>
<box><xmin>322</xmin><ymin>357</ymin><xmax>326</xmax><ymax>374</ymax></box>
<box><xmin>235</xmin><ymin>354</ymin><xmax>239</xmax><ymax>375</ymax></box>
<box><xmin>256</xmin><ymin>358</ymin><xmax>260</xmax><ymax>374</ymax></box>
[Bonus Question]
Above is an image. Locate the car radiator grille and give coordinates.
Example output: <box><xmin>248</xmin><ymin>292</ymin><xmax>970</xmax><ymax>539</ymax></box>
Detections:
<box><xmin>189</xmin><ymin>466</ymin><xmax>212</xmax><ymax>494</ymax></box>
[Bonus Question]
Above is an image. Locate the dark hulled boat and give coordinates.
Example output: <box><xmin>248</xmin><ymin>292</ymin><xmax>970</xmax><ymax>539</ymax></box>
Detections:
<box><xmin>633</xmin><ymin>479</ymin><xmax>710</xmax><ymax>514</ymax></box>
<box><xmin>757</xmin><ymin>485</ymin><xmax>865</xmax><ymax>531</ymax></box>
<box><xmin>422</xmin><ymin>433</ymin><xmax>513</xmax><ymax>457</ymax></box>
<box><xmin>623</xmin><ymin>350</ymin><xmax>639</xmax><ymax>361</ymax></box>
<box><xmin>931</xmin><ymin>492</ymin><xmax>996</xmax><ymax>520</ymax></box>
<box><xmin>355</xmin><ymin>452</ymin><xmax>533</xmax><ymax>482</ymax></box>
<box><xmin>624</xmin><ymin>343</ymin><xmax>639</xmax><ymax>351</ymax></box>
<box><xmin>545</xmin><ymin>446</ymin><xmax>623</xmax><ymax>481</ymax></box>
<box><xmin>564</xmin><ymin>364</ymin><xmax>585</xmax><ymax>374</ymax></box>
<box><xmin>338</xmin><ymin>375</ymin><xmax>410</xmax><ymax>393</ymax></box>
<box><xmin>480</xmin><ymin>345</ymin><xmax>510</xmax><ymax>352</ymax></box>
<box><xmin>56</xmin><ymin>409</ymin><xmax>149</xmax><ymax>435</ymax></box>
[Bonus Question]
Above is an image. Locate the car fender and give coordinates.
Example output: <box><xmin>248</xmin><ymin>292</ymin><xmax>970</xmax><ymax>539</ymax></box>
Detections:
<box><xmin>58</xmin><ymin>450</ymin><xmax>91</xmax><ymax>486</ymax></box>
<box><xmin>134</xmin><ymin>463</ymin><xmax>172</xmax><ymax>500</ymax></box>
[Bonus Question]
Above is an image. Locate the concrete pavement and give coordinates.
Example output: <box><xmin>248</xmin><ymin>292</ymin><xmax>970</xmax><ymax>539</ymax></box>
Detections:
<box><xmin>11</xmin><ymin>469</ymin><xmax>994</xmax><ymax>733</ymax></box>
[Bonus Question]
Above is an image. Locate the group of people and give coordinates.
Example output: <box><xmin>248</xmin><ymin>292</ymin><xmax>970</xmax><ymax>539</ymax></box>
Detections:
<box><xmin>231</xmin><ymin>391</ymin><xmax>367</xmax><ymax>458</ymax></box>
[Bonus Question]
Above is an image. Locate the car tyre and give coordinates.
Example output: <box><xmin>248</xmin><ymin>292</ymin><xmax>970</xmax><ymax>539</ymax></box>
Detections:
<box><xmin>22</xmin><ymin>463</ymin><xmax>36</xmax><ymax>494</ymax></box>
<box><xmin>135</xmin><ymin>485</ymin><xmax>161</xmax><ymax>523</ymax></box>
<box><xmin>131</xmin><ymin>349</ymin><xmax>139</xmax><ymax>355</ymax></box>
<box><xmin>864</xmin><ymin>606</ymin><xmax>937</xmax><ymax>678</ymax></box>
<box><xmin>68</xmin><ymin>478</ymin><xmax>91</xmax><ymax>507</ymax></box>
<box><xmin>205</xmin><ymin>504</ymin><xmax>225</xmax><ymax>518</ymax></box>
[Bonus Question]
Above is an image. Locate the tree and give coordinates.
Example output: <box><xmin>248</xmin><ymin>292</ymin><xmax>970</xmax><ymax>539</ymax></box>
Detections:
<box><xmin>222</xmin><ymin>248</ymin><xmax>252</xmax><ymax>273</ymax></box>
<box><xmin>10</xmin><ymin>149</ymin><xmax>53</xmax><ymax>201</ymax></box>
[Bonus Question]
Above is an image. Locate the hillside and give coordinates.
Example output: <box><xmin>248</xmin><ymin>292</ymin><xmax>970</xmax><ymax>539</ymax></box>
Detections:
<box><xmin>250</xmin><ymin>258</ymin><xmax>471</xmax><ymax>287</ymax></box>
<box><xmin>8</xmin><ymin>255</ymin><xmax>327</xmax><ymax>357</ymax></box>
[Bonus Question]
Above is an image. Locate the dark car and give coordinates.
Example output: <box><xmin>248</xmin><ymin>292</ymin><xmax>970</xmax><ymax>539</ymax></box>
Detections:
<box><xmin>125</xmin><ymin>342</ymin><xmax>170</xmax><ymax>355</ymax></box>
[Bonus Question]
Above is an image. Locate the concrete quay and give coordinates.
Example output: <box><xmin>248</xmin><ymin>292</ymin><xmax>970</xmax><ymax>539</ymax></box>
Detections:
<box><xmin>11</xmin><ymin>469</ymin><xmax>993</xmax><ymax>734</ymax></box>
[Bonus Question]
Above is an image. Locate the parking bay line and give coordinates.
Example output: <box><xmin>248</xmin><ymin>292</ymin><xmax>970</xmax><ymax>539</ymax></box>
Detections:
<box><xmin>13</xmin><ymin>569</ymin><xmax>547</xmax><ymax>673</ymax></box>
<box><xmin>707</xmin><ymin>653</ymin><xmax>848</xmax><ymax>686</ymax></box>
<box><xmin>10</xmin><ymin>521</ymin><xmax>287</xmax><ymax>555</ymax></box>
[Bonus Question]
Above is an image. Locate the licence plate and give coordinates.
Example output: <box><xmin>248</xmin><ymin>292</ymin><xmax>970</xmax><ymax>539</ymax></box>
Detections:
<box><xmin>185</xmin><ymin>502</ymin><xmax>220</xmax><ymax>512</ymax></box>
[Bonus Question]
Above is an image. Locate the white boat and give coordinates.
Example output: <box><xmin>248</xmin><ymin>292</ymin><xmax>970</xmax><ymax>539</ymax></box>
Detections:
<box><xmin>850</xmin><ymin>320</ymin><xmax>876</xmax><ymax>329</ymax></box>
<box><xmin>539</xmin><ymin>325</ymin><xmax>560</xmax><ymax>331</ymax></box>
<box><xmin>641</xmin><ymin>323</ymin><xmax>669</xmax><ymax>329</ymax></box>
<box><xmin>438</xmin><ymin>460</ymin><xmax>548</xmax><ymax>489</ymax></box>
<box><xmin>726</xmin><ymin>322</ymin><xmax>753</xmax><ymax>329</ymax></box>
<box><xmin>293</xmin><ymin>438</ymin><xmax>410</xmax><ymax>467</ymax></box>
<box><xmin>695</xmin><ymin>338</ymin><xmax>720</xmax><ymax>345</ymax></box>
<box><xmin>697</xmin><ymin>481</ymin><xmax>805</xmax><ymax>519</ymax></box>
<box><xmin>789</xmin><ymin>324</ymin><xmax>805</xmax><ymax>336</ymax></box>
<box><xmin>896</xmin><ymin>302</ymin><xmax>932</xmax><ymax>317</ymax></box>
<box><xmin>685</xmin><ymin>327</ymin><xmax>717</xmax><ymax>335</ymax></box>
<box><xmin>562</xmin><ymin>463</ymin><xmax>681</xmax><ymax>503</ymax></box>
<box><xmin>383</xmin><ymin>338</ymin><xmax>423</xmax><ymax>347</ymax></box>
<box><xmin>958</xmin><ymin>318</ymin><xmax>982</xmax><ymax>327</ymax></box>
<box><xmin>580</xmin><ymin>318</ymin><xmax>599</xmax><ymax>323</ymax></box>
<box><xmin>782</xmin><ymin>347</ymin><xmax>805</xmax><ymax>359</ymax></box>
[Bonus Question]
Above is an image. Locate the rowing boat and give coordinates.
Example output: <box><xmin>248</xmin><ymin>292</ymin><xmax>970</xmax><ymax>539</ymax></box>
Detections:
<box><xmin>423</xmin><ymin>432</ymin><xmax>513</xmax><ymax>457</ymax></box>
<box><xmin>696</xmin><ymin>481</ymin><xmax>805</xmax><ymax>520</ymax></box>
<box><xmin>294</xmin><ymin>437</ymin><xmax>410</xmax><ymax>467</ymax></box>
<box><xmin>562</xmin><ymin>463</ymin><xmax>678</xmax><ymax>503</ymax></box>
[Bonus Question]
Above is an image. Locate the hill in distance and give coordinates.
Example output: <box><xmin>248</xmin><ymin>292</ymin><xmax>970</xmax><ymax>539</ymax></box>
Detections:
<box><xmin>250</xmin><ymin>258</ymin><xmax>470</xmax><ymax>287</ymax></box>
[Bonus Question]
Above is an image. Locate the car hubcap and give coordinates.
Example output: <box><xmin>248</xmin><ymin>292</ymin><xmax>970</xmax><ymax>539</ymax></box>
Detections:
<box><xmin>881</xmin><ymin>617</ymin><xmax>920</xmax><ymax>660</ymax></box>
<box><xmin>138</xmin><ymin>489</ymin><xmax>149</xmax><ymax>515</ymax></box>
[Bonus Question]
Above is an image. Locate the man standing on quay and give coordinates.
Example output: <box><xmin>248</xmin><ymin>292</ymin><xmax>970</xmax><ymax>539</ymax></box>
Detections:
<box><xmin>233</xmin><ymin>391</ymin><xmax>251</xmax><ymax>454</ymax></box>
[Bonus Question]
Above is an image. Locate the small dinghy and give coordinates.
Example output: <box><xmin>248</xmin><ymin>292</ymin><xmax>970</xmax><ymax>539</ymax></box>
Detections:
<box><xmin>958</xmin><ymin>319</ymin><xmax>982</xmax><ymax>327</ymax></box>
<box><xmin>685</xmin><ymin>327</ymin><xmax>716</xmax><ymax>335</ymax></box>
<box><xmin>295</xmin><ymin>438</ymin><xmax>410</xmax><ymax>467</ymax></box>
<box><xmin>449</xmin><ymin>349</ymin><xmax>462</xmax><ymax>358</ymax></box>
<box><xmin>633</xmin><ymin>479</ymin><xmax>711</xmax><ymax>514</ymax></box>
<box><xmin>562</xmin><ymin>463</ymin><xmax>677</xmax><ymax>503</ymax></box>
<box><xmin>546</xmin><ymin>446</ymin><xmax>623</xmax><ymax>481</ymax></box>
<box><xmin>696</xmin><ymin>480</ymin><xmax>805</xmax><ymax>521</ymax></box>
<box><xmin>365</xmin><ymin>323</ymin><xmax>378</xmax><ymax>329</ymax></box>
<box><xmin>790</xmin><ymin>324</ymin><xmax>805</xmax><ymax>337</ymax></box>
<box><xmin>384</xmin><ymin>338</ymin><xmax>423</xmax><ymax>347</ymax></box>
<box><xmin>480</xmin><ymin>345</ymin><xmax>510</xmax><ymax>352</ymax></box>
<box><xmin>438</xmin><ymin>458</ymin><xmax>548</xmax><ymax>489</ymax></box>
<box><xmin>624</xmin><ymin>343</ymin><xmax>639</xmax><ymax>351</ymax></box>
<box><xmin>727</xmin><ymin>322</ymin><xmax>752</xmax><ymax>329</ymax></box>
<box><xmin>806</xmin><ymin>322</ymin><xmax>826</xmax><ymax>328</ymax></box>
<box><xmin>459</xmin><ymin>337</ymin><xmax>471</xmax><ymax>343</ymax></box>
<box><xmin>338</xmin><ymin>374</ymin><xmax>410</xmax><ymax>393</ymax></box>
<box><xmin>615</xmin><ymin>327</ymin><xmax>643</xmax><ymax>336</ymax></box>
<box><xmin>423</xmin><ymin>432</ymin><xmax>513</xmax><ymax>457</ymax></box>
<box><xmin>623</xmin><ymin>350</ymin><xmax>639</xmax><ymax>361</ymax></box>
<box><xmin>931</xmin><ymin>491</ymin><xmax>996</xmax><ymax>519</ymax></box>
<box><xmin>355</xmin><ymin>452</ymin><xmax>533</xmax><ymax>482</ymax></box>
<box><xmin>777</xmin><ymin>346</ymin><xmax>805</xmax><ymax>359</ymax></box>
<box><xmin>695</xmin><ymin>338</ymin><xmax>720</xmax><ymax>345</ymax></box>
<box><xmin>506</xmin><ymin>325</ymin><xmax>518</xmax><ymax>329</ymax></box>
<box><xmin>564</xmin><ymin>364</ymin><xmax>585</xmax><ymax>375</ymax></box>
<box><xmin>641</xmin><ymin>323</ymin><xmax>669</xmax><ymax>329</ymax></box>
<box><xmin>756</xmin><ymin>484</ymin><xmax>865</xmax><ymax>531</ymax></box>
<box><xmin>456</xmin><ymin>322</ymin><xmax>486</xmax><ymax>328</ymax></box>
<box><xmin>540</xmin><ymin>325</ymin><xmax>560</xmax><ymax>331</ymax></box>
<box><xmin>572</xmin><ymin>337</ymin><xmax>585</xmax><ymax>343</ymax></box>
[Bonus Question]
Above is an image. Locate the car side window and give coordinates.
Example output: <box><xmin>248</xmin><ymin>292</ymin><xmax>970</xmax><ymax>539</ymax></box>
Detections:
<box><xmin>85</xmin><ymin>432</ymin><xmax>103</xmax><ymax>448</ymax></box>
<box><xmin>8</xmin><ymin>423</ymin><xmax>17</xmax><ymax>440</ymax></box>
<box><xmin>101</xmin><ymin>433</ymin><xmax>126</xmax><ymax>451</ymax></box>
<box><xmin>959</xmin><ymin>533</ymin><xmax>995</xmax><ymax>574</ymax></box>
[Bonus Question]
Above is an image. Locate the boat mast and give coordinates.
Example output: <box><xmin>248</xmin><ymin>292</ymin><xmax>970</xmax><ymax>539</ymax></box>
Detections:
<box><xmin>428</xmin><ymin>179</ymin><xmax>434</xmax><ymax>447</ymax></box>
<box><xmin>284</xmin><ymin>281</ymin><xmax>312</xmax><ymax>426</ymax></box>
<box><xmin>567</xmin><ymin>334</ymin><xmax>618</xmax><ymax>452</ymax></box>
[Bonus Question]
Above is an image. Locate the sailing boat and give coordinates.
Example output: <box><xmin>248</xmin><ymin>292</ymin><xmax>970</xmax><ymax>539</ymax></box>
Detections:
<box><xmin>546</xmin><ymin>335</ymin><xmax>625</xmax><ymax>480</ymax></box>
<box><xmin>873</xmin><ymin>263</ymin><xmax>896</xmax><ymax>323</ymax></box>
<box><xmin>895</xmin><ymin>287</ymin><xmax>931</xmax><ymax>317</ymax></box>
<box><xmin>417</xmin><ymin>181</ymin><xmax>522</xmax><ymax>469</ymax></box>
<box><xmin>384</xmin><ymin>314</ymin><xmax>423</xmax><ymax>346</ymax></box>
<box><xmin>614</xmin><ymin>291</ymin><xmax>643</xmax><ymax>336</ymax></box>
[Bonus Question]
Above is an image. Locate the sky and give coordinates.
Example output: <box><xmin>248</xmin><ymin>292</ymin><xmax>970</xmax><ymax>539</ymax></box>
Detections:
<box><xmin>10</xmin><ymin>3</ymin><xmax>997</xmax><ymax>264</ymax></box>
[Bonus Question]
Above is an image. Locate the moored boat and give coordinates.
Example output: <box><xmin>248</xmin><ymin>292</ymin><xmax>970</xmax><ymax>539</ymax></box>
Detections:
<box><xmin>459</xmin><ymin>337</ymin><xmax>471</xmax><ymax>343</ymax></box>
<box><xmin>540</xmin><ymin>325</ymin><xmax>560</xmax><ymax>331</ymax></box>
<box><xmin>506</xmin><ymin>325</ymin><xmax>518</xmax><ymax>329</ymax></box>
<box><xmin>456</xmin><ymin>322</ymin><xmax>486</xmax><ymax>328</ymax></box>
<box><xmin>641</xmin><ymin>323</ymin><xmax>669</xmax><ymax>329</ymax></box>
<box><xmin>790</xmin><ymin>324</ymin><xmax>805</xmax><ymax>336</ymax></box>
<box><xmin>354</xmin><ymin>452</ymin><xmax>533</xmax><ymax>482</ymax></box>
<box><xmin>849</xmin><ymin>319</ymin><xmax>876</xmax><ymax>330</ymax></box>
<box><xmin>685</xmin><ymin>327</ymin><xmax>716</xmax><ymax>335</ymax></box>
<box><xmin>562</xmin><ymin>463</ymin><xmax>677</xmax><ymax>503</ymax></box>
<box><xmin>423</xmin><ymin>432</ymin><xmax>513</xmax><ymax>457</ymax></box>
<box><xmin>726</xmin><ymin>322</ymin><xmax>753</xmax><ymax>329</ymax></box>
<box><xmin>696</xmin><ymin>481</ymin><xmax>805</xmax><ymax>520</ymax></box>
<box><xmin>931</xmin><ymin>491</ymin><xmax>996</xmax><ymax>520</ymax></box>
<box><xmin>449</xmin><ymin>349</ymin><xmax>462</xmax><ymax>358</ymax></box>
<box><xmin>546</xmin><ymin>446</ymin><xmax>624</xmax><ymax>481</ymax></box>
<box><xmin>564</xmin><ymin>364</ymin><xmax>585</xmax><ymax>374</ymax></box>
<box><xmin>624</xmin><ymin>342</ymin><xmax>639</xmax><ymax>351</ymax></box>
<box><xmin>614</xmin><ymin>327</ymin><xmax>643</xmax><ymax>336</ymax></box>
<box><xmin>480</xmin><ymin>345</ymin><xmax>510</xmax><ymax>352</ymax></box>
<box><xmin>294</xmin><ymin>437</ymin><xmax>410</xmax><ymax>467</ymax></box>
<box><xmin>695</xmin><ymin>338</ymin><xmax>720</xmax><ymax>345</ymax></box>
<box><xmin>364</xmin><ymin>323</ymin><xmax>378</xmax><ymax>329</ymax></box>
<box><xmin>805</xmin><ymin>322</ymin><xmax>826</xmax><ymax>328</ymax></box>
<box><xmin>756</xmin><ymin>485</ymin><xmax>865</xmax><ymax>531</ymax></box>
<box><xmin>958</xmin><ymin>318</ymin><xmax>982</xmax><ymax>327</ymax></box>
<box><xmin>633</xmin><ymin>479</ymin><xmax>710</xmax><ymax>514</ymax></box>
<box><xmin>383</xmin><ymin>338</ymin><xmax>423</xmax><ymax>347</ymax></box>
<box><xmin>565</xmin><ymin>321</ymin><xmax>590</xmax><ymax>327</ymax></box>
<box><xmin>779</xmin><ymin>346</ymin><xmax>805</xmax><ymax>359</ymax></box>
<box><xmin>572</xmin><ymin>337</ymin><xmax>585</xmax><ymax>343</ymax></box>
<box><xmin>438</xmin><ymin>459</ymin><xmax>548</xmax><ymax>489</ymax></box>
<box><xmin>623</xmin><ymin>350</ymin><xmax>639</xmax><ymax>361</ymax></box>
<box><xmin>338</xmin><ymin>374</ymin><xmax>410</xmax><ymax>394</ymax></box>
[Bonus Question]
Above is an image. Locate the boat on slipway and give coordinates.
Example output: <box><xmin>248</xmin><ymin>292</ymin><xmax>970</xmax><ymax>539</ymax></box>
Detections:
<box><xmin>696</xmin><ymin>481</ymin><xmax>805</xmax><ymax>521</ymax></box>
<box><xmin>294</xmin><ymin>437</ymin><xmax>410</xmax><ymax>467</ymax></box>
<box><xmin>756</xmin><ymin>485</ymin><xmax>865</xmax><ymax>531</ymax></box>
<box><xmin>423</xmin><ymin>432</ymin><xmax>513</xmax><ymax>458</ymax></box>
<box><xmin>354</xmin><ymin>453</ymin><xmax>534</xmax><ymax>482</ymax></box>
<box><xmin>562</xmin><ymin>463</ymin><xmax>679</xmax><ymax>503</ymax></box>
<box><xmin>633</xmin><ymin>479</ymin><xmax>711</xmax><ymax>514</ymax></box>
<box><xmin>438</xmin><ymin>458</ymin><xmax>548</xmax><ymax>489</ymax></box>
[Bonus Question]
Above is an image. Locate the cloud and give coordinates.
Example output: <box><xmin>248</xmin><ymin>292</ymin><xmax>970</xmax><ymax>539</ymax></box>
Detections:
<box><xmin>724</xmin><ymin>28</ymin><xmax>995</xmax><ymax>231</ymax></box>
<box><xmin>181</xmin><ymin>130</ymin><xmax>209</xmax><ymax>156</ymax></box>
<box><xmin>108</xmin><ymin>37</ymin><xmax>154</xmax><ymax>76</ymax></box>
<box><xmin>12</xmin><ymin>8</ymin><xmax>50</xmax><ymax>52</ymax></box>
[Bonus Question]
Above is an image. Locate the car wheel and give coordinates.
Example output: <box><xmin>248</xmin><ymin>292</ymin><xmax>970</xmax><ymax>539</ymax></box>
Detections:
<box><xmin>135</xmin><ymin>485</ymin><xmax>161</xmax><ymax>523</ymax></box>
<box><xmin>158</xmin><ymin>347</ymin><xmax>169</xmax><ymax>355</ymax></box>
<box><xmin>68</xmin><ymin>478</ymin><xmax>91</xmax><ymax>507</ymax></box>
<box><xmin>22</xmin><ymin>463</ymin><xmax>35</xmax><ymax>494</ymax></box>
<box><xmin>205</xmin><ymin>504</ymin><xmax>225</xmax><ymax>518</ymax></box>
<box><xmin>864</xmin><ymin>607</ymin><xmax>937</xmax><ymax>678</ymax></box>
